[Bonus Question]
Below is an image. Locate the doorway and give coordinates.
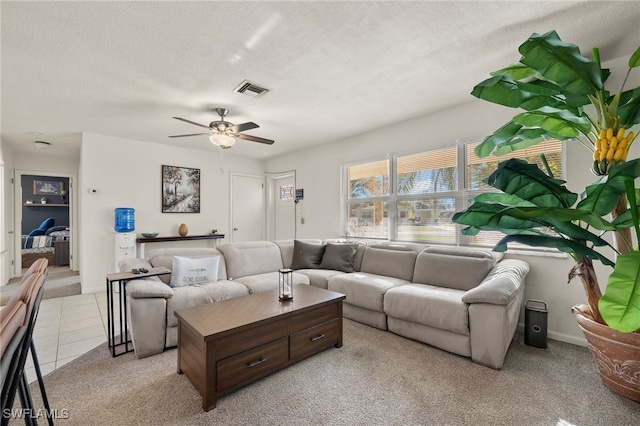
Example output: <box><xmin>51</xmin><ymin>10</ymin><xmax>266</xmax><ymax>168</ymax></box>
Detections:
<box><xmin>14</xmin><ymin>170</ymin><xmax>77</xmax><ymax>277</ymax></box>
<box><xmin>230</xmin><ymin>173</ymin><xmax>265</xmax><ymax>242</ymax></box>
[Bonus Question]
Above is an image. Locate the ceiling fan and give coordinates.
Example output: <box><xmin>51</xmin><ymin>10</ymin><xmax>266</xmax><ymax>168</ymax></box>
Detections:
<box><xmin>169</xmin><ymin>108</ymin><xmax>274</xmax><ymax>149</ymax></box>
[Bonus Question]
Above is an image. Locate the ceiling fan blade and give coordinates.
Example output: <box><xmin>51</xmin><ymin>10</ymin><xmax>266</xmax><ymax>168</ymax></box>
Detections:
<box><xmin>228</xmin><ymin>122</ymin><xmax>259</xmax><ymax>133</ymax></box>
<box><xmin>168</xmin><ymin>133</ymin><xmax>210</xmax><ymax>138</ymax></box>
<box><xmin>236</xmin><ymin>133</ymin><xmax>275</xmax><ymax>145</ymax></box>
<box><xmin>172</xmin><ymin>117</ymin><xmax>211</xmax><ymax>129</ymax></box>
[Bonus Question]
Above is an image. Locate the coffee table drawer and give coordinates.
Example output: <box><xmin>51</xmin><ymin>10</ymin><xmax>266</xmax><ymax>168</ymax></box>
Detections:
<box><xmin>290</xmin><ymin>318</ymin><xmax>339</xmax><ymax>360</ymax></box>
<box><xmin>290</xmin><ymin>303</ymin><xmax>339</xmax><ymax>334</ymax></box>
<box><xmin>217</xmin><ymin>337</ymin><xmax>289</xmax><ymax>393</ymax></box>
<box><xmin>216</xmin><ymin>318</ymin><xmax>288</xmax><ymax>359</ymax></box>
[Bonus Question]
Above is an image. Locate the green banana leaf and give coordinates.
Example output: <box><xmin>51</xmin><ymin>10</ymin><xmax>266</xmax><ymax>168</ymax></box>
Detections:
<box><xmin>486</xmin><ymin>159</ymin><xmax>577</xmax><ymax>208</ymax></box>
<box><xmin>512</xmin><ymin>107</ymin><xmax>591</xmax><ymax>138</ymax></box>
<box><xmin>490</xmin><ymin>62</ymin><xmax>539</xmax><ymax>80</ymax></box>
<box><xmin>493</xmin><ymin>234</ymin><xmax>615</xmax><ymax>266</ymax></box>
<box><xmin>453</xmin><ymin>203</ymin><xmax>614</xmax><ymax>246</ymax></box>
<box><xmin>475</xmin><ymin>122</ymin><xmax>559</xmax><ymax>158</ymax></box>
<box><xmin>617</xmin><ymin>87</ymin><xmax>640</xmax><ymax>127</ymax></box>
<box><xmin>599</xmin><ymin>250</ymin><xmax>640</xmax><ymax>332</ymax></box>
<box><xmin>577</xmin><ymin>158</ymin><xmax>640</xmax><ymax>216</ymax></box>
<box><xmin>471</xmin><ymin>75</ymin><xmax>569</xmax><ymax>111</ymax></box>
<box><xmin>518</xmin><ymin>31</ymin><xmax>602</xmax><ymax>95</ymax></box>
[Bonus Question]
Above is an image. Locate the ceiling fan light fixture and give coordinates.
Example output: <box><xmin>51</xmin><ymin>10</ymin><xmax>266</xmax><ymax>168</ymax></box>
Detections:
<box><xmin>210</xmin><ymin>133</ymin><xmax>236</xmax><ymax>148</ymax></box>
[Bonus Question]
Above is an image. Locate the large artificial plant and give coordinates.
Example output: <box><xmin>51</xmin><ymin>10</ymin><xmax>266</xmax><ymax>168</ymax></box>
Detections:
<box><xmin>452</xmin><ymin>31</ymin><xmax>640</xmax><ymax>333</ymax></box>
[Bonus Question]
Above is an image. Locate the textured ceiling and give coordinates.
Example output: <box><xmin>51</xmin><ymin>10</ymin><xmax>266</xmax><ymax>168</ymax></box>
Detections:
<box><xmin>2</xmin><ymin>1</ymin><xmax>639</xmax><ymax>160</ymax></box>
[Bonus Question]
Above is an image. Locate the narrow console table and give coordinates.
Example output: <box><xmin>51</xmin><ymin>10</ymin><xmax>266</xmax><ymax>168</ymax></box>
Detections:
<box><xmin>105</xmin><ymin>267</ymin><xmax>171</xmax><ymax>357</ymax></box>
<box><xmin>136</xmin><ymin>234</ymin><xmax>225</xmax><ymax>257</ymax></box>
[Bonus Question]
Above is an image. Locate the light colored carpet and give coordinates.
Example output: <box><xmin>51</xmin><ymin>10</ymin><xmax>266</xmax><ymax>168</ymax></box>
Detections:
<box><xmin>1</xmin><ymin>270</ymin><xmax>81</xmax><ymax>305</ymax></box>
<box><xmin>17</xmin><ymin>320</ymin><xmax>640</xmax><ymax>425</ymax></box>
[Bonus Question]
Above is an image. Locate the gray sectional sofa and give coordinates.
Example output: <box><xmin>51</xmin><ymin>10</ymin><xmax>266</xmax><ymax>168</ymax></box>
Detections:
<box><xmin>119</xmin><ymin>239</ymin><xmax>529</xmax><ymax>369</ymax></box>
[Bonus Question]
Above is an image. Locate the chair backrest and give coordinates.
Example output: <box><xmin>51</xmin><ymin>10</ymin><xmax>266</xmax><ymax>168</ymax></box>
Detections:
<box><xmin>0</xmin><ymin>326</ymin><xmax>27</xmax><ymax>413</ymax></box>
<box><xmin>7</xmin><ymin>272</ymin><xmax>46</xmax><ymax>325</ymax></box>
<box><xmin>0</xmin><ymin>302</ymin><xmax>27</xmax><ymax>356</ymax></box>
<box><xmin>21</xmin><ymin>257</ymin><xmax>49</xmax><ymax>282</ymax></box>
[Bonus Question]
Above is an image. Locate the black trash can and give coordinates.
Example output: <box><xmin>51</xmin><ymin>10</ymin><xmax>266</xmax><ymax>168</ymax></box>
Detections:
<box><xmin>524</xmin><ymin>299</ymin><xmax>548</xmax><ymax>348</ymax></box>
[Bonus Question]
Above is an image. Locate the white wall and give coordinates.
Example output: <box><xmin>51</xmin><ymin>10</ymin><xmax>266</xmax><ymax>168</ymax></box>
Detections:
<box><xmin>264</xmin><ymin>56</ymin><xmax>640</xmax><ymax>346</ymax></box>
<box><xmin>79</xmin><ymin>133</ymin><xmax>265</xmax><ymax>292</ymax></box>
<box><xmin>0</xmin><ymin>140</ymin><xmax>15</xmax><ymax>284</ymax></box>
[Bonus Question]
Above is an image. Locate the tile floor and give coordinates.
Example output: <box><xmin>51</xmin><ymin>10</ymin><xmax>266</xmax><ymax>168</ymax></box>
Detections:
<box><xmin>24</xmin><ymin>291</ymin><xmax>114</xmax><ymax>384</ymax></box>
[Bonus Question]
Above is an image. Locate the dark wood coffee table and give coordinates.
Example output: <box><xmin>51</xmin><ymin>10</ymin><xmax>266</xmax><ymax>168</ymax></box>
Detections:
<box><xmin>175</xmin><ymin>285</ymin><xmax>346</xmax><ymax>411</ymax></box>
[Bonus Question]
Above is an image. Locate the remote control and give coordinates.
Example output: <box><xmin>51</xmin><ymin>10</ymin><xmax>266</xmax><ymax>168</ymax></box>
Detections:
<box><xmin>132</xmin><ymin>268</ymin><xmax>140</xmax><ymax>274</ymax></box>
<box><xmin>139</xmin><ymin>268</ymin><xmax>149</xmax><ymax>273</ymax></box>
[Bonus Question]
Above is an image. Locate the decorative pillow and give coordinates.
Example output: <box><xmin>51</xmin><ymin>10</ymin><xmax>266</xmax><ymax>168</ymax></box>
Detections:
<box><xmin>319</xmin><ymin>243</ymin><xmax>358</xmax><ymax>273</ymax></box>
<box><xmin>170</xmin><ymin>256</ymin><xmax>220</xmax><ymax>288</ymax></box>
<box><xmin>291</xmin><ymin>240</ymin><xmax>326</xmax><ymax>270</ymax></box>
<box><xmin>37</xmin><ymin>217</ymin><xmax>55</xmax><ymax>232</ymax></box>
<box><xmin>45</xmin><ymin>226</ymin><xmax>69</xmax><ymax>235</ymax></box>
<box><xmin>27</xmin><ymin>229</ymin><xmax>46</xmax><ymax>238</ymax></box>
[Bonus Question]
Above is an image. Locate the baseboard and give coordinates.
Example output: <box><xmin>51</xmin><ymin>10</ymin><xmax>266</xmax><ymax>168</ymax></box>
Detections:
<box><xmin>517</xmin><ymin>323</ymin><xmax>587</xmax><ymax>347</ymax></box>
<box><xmin>81</xmin><ymin>283</ymin><xmax>105</xmax><ymax>294</ymax></box>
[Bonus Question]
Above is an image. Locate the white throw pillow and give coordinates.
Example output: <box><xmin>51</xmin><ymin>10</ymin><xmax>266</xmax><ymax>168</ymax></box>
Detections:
<box><xmin>170</xmin><ymin>256</ymin><xmax>220</xmax><ymax>288</ymax></box>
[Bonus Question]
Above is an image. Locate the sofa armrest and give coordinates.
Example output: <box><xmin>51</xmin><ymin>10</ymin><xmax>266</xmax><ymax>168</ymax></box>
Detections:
<box><xmin>462</xmin><ymin>259</ymin><xmax>529</xmax><ymax>305</ymax></box>
<box><xmin>126</xmin><ymin>278</ymin><xmax>174</xmax><ymax>299</ymax></box>
<box><xmin>118</xmin><ymin>258</ymin><xmax>153</xmax><ymax>272</ymax></box>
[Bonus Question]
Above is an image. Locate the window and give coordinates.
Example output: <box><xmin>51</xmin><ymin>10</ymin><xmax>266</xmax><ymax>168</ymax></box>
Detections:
<box><xmin>342</xmin><ymin>139</ymin><xmax>563</xmax><ymax>249</ymax></box>
<box><xmin>345</xmin><ymin>158</ymin><xmax>389</xmax><ymax>238</ymax></box>
<box><xmin>280</xmin><ymin>184</ymin><xmax>294</xmax><ymax>201</ymax></box>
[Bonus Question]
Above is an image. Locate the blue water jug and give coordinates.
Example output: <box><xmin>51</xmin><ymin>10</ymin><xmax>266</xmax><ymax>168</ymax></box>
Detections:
<box><xmin>114</xmin><ymin>208</ymin><xmax>135</xmax><ymax>233</ymax></box>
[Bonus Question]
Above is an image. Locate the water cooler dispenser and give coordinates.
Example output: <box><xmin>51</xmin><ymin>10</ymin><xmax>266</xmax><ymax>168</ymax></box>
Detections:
<box><xmin>114</xmin><ymin>208</ymin><xmax>136</xmax><ymax>272</ymax></box>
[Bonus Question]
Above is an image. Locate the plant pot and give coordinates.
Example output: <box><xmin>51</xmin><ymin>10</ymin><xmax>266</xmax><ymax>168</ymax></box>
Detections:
<box><xmin>574</xmin><ymin>306</ymin><xmax>640</xmax><ymax>403</ymax></box>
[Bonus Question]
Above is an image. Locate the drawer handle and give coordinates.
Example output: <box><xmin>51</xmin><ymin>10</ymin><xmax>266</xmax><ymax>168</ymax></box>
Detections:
<box><xmin>247</xmin><ymin>358</ymin><xmax>267</xmax><ymax>368</ymax></box>
<box><xmin>310</xmin><ymin>334</ymin><xmax>325</xmax><ymax>342</ymax></box>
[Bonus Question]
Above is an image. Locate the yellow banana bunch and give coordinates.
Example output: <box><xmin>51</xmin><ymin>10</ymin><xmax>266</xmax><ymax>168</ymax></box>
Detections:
<box><xmin>592</xmin><ymin>127</ymin><xmax>635</xmax><ymax>175</ymax></box>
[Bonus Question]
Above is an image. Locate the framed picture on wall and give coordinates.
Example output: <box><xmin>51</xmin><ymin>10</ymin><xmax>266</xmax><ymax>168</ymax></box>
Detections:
<box><xmin>162</xmin><ymin>165</ymin><xmax>201</xmax><ymax>213</ymax></box>
<box><xmin>33</xmin><ymin>180</ymin><xmax>64</xmax><ymax>196</ymax></box>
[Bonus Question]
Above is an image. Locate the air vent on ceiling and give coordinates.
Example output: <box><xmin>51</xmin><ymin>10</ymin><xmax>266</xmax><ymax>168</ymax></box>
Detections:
<box><xmin>233</xmin><ymin>80</ymin><xmax>270</xmax><ymax>98</ymax></box>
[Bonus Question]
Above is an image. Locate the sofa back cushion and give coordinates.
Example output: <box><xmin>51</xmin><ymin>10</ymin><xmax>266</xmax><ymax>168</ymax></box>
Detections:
<box><xmin>147</xmin><ymin>248</ymin><xmax>227</xmax><ymax>284</ymax></box>
<box><xmin>360</xmin><ymin>246</ymin><xmax>418</xmax><ymax>282</ymax></box>
<box><xmin>412</xmin><ymin>246</ymin><xmax>501</xmax><ymax>291</ymax></box>
<box><xmin>217</xmin><ymin>241</ymin><xmax>284</xmax><ymax>279</ymax></box>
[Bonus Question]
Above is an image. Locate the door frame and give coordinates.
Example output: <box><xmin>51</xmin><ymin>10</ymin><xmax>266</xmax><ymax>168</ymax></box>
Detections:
<box><xmin>229</xmin><ymin>172</ymin><xmax>266</xmax><ymax>243</ymax></box>
<box><xmin>14</xmin><ymin>169</ymin><xmax>78</xmax><ymax>274</ymax></box>
<box><xmin>266</xmin><ymin>171</ymin><xmax>297</xmax><ymax>241</ymax></box>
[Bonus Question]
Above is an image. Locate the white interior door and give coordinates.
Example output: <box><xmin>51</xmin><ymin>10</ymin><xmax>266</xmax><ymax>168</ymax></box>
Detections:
<box><xmin>273</xmin><ymin>175</ymin><xmax>296</xmax><ymax>240</ymax></box>
<box><xmin>230</xmin><ymin>173</ymin><xmax>265</xmax><ymax>242</ymax></box>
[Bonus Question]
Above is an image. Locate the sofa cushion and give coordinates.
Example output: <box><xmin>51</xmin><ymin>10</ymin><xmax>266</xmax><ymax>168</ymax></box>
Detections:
<box><xmin>328</xmin><ymin>272</ymin><xmax>410</xmax><ymax>312</ymax></box>
<box><xmin>147</xmin><ymin>248</ymin><xmax>227</xmax><ymax>284</ymax></box>
<box><xmin>319</xmin><ymin>243</ymin><xmax>359</xmax><ymax>272</ymax></box>
<box><xmin>384</xmin><ymin>284</ymin><xmax>469</xmax><ymax>335</ymax></box>
<box><xmin>170</xmin><ymin>256</ymin><xmax>220</xmax><ymax>288</ymax></box>
<box><xmin>296</xmin><ymin>269</ymin><xmax>346</xmax><ymax>289</ymax></box>
<box><xmin>166</xmin><ymin>280</ymin><xmax>250</xmax><ymax>327</ymax></box>
<box><xmin>412</xmin><ymin>246</ymin><xmax>499</xmax><ymax>291</ymax></box>
<box><xmin>218</xmin><ymin>241</ymin><xmax>284</xmax><ymax>279</ymax></box>
<box><xmin>235</xmin><ymin>271</ymin><xmax>310</xmax><ymax>294</ymax></box>
<box><xmin>360</xmin><ymin>247</ymin><xmax>417</xmax><ymax>282</ymax></box>
<box><xmin>291</xmin><ymin>240</ymin><xmax>326</xmax><ymax>270</ymax></box>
